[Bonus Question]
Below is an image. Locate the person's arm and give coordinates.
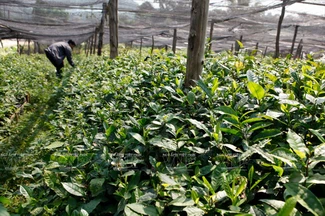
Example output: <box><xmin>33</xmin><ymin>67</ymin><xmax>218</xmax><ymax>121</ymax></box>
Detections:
<box><xmin>65</xmin><ymin>46</ymin><xmax>75</xmax><ymax>67</ymax></box>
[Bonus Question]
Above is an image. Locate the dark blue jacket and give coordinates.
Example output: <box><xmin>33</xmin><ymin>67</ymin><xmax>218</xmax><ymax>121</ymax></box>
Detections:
<box><xmin>45</xmin><ymin>41</ymin><xmax>75</xmax><ymax>67</ymax></box>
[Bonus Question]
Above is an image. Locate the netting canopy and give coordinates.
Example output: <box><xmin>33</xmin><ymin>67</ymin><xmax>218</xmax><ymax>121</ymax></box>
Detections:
<box><xmin>0</xmin><ymin>0</ymin><xmax>324</xmax><ymax>55</ymax></box>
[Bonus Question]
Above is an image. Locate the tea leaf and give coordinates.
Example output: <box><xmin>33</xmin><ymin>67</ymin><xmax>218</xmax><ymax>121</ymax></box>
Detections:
<box><xmin>247</xmin><ymin>81</ymin><xmax>265</xmax><ymax>100</ymax></box>
<box><xmin>0</xmin><ymin>204</ymin><xmax>10</xmax><ymax>216</ymax></box>
<box><xmin>278</xmin><ymin>197</ymin><xmax>298</xmax><ymax>216</ymax></box>
<box><xmin>62</xmin><ymin>182</ymin><xmax>85</xmax><ymax>197</ymax></box>
<box><xmin>126</xmin><ymin>203</ymin><xmax>158</xmax><ymax>216</ymax></box>
<box><xmin>187</xmin><ymin>91</ymin><xmax>195</xmax><ymax>105</ymax></box>
<box><xmin>183</xmin><ymin>206</ymin><xmax>205</xmax><ymax>216</ymax></box>
<box><xmin>130</xmin><ymin>132</ymin><xmax>146</xmax><ymax>145</ymax></box>
<box><xmin>284</xmin><ymin>183</ymin><xmax>325</xmax><ymax>216</ymax></box>
<box><xmin>149</xmin><ymin>136</ymin><xmax>177</xmax><ymax>151</ymax></box>
<box><xmin>89</xmin><ymin>178</ymin><xmax>105</xmax><ymax>197</ymax></box>
<box><xmin>44</xmin><ymin>141</ymin><xmax>64</xmax><ymax>149</ymax></box>
<box><xmin>287</xmin><ymin>129</ymin><xmax>309</xmax><ymax>159</ymax></box>
<box><xmin>197</xmin><ymin>79</ymin><xmax>213</xmax><ymax>99</ymax></box>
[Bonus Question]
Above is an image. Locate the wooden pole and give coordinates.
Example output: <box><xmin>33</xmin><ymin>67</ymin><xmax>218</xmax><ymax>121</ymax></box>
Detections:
<box><xmin>84</xmin><ymin>40</ymin><xmax>88</xmax><ymax>55</ymax></box>
<box><xmin>151</xmin><ymin>35</ymin><xmax>154</xmax><ymax>54</ymax></box>
<box><xmin>27</xmin><ymin>39</ymin><xmax>31</xmax><ymax>55</ymax></box>
<box><xmin>0</xmin><ymin>39</ymin><xmax>3</xmax><ymax>48</ymax></box>
<box><xmin>184</xmin><ymin>0</ymin><xmax>210</xmax><ymax>88</ymax></box>
<box><xmin>108</xmin><ymin>0</ymin><xmax>118</xmax><ymax>59</ymax></box>
<box><xmin>140</xmin><ymin>37</ymin><xmax>143</xmax><ymax>59</ymax></box>
<box><xmin>86</xmin><ymin>38</ymin><xmax>90</xmax><ymax>57</ymax></box>
<box><xmin>290</xmin><ymin>25</ymin><xmax>299</xmax><ymax>56</ymax></box>
<box><xmin>299</xmin><ymin>46</ymin><xmax>303</xmax><ymax>59</ymax></box>
<box><xmin>93</xmin><ymin>28</ymin><xmax>98</xmax><ymax>55</ymax></box>
<box><xmin>90</xmin><ymin>35</ymin><xmax>94</xmax><ymax>55</ymax></box>
<box><xmin>97</xmin><ymin>3</ymin><xmax>107</xmax><ymax>56</ymax></box>
<box><xmin>33</xmin><ymin>41</ymin><xmax>37</xmax><ymax>54</ymax></box>
<box><xmin>254</xmin><ymin>42</ymin><xmax>259</xmax><ymax>55</ymax></box>
<box><xmin>17</xmin><ymin>37</ymin><xmax>20</xmax><ymax>54</ymax></box>
<box><xmin>274</xmin><ymin>0</ymin><xmax>288</xmax><ymax>58</ymax></box>
<box><xmin>208</xmin><ymin>21</ymin><xmax>214</xmax><ymax>52</ymax></box>
<box><xmin>235</xmin><ymin>35</ymin><xmax>243</xmax><ymax>56</ymax></box>
<box><xmin>295</xmin><ymin>39</ymin><xmax>303</xmax><ymax>59</ymax></box>
<box><xmin>172</xmin><ymin>28</ymin><xmax>177</xmax><ymax>54</ymax></box>
<box><xmin>264</xmin><ymin>46</ymin><xmax>268</xmax><ymax>57</ymax></box>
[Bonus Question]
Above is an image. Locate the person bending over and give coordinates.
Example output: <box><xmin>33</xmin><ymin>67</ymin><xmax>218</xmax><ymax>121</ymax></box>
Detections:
<box><xmin>45</xmin><ymin>39</ymin><xmax>76</xmax><ymax>78</ymax></box>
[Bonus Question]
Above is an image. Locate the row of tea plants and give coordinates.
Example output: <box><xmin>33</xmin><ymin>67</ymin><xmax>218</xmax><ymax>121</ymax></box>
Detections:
<box><xmin>0</xmin><ymin>48</ymin><xmax>325</xmax><ymax>216</ymax></box>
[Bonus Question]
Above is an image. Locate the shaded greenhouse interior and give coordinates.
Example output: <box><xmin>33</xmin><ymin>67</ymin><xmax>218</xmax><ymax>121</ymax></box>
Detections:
<box><xmin>0</xmin><ymin>0</ymin><xmax>324</xmax><ymax>56</ymax></box>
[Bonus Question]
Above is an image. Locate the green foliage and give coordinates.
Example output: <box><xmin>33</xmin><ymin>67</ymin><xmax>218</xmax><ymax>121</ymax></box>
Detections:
<box><xmin>1</xmin><ymin>48</ymin><xmax>325</xmax><ymax>215</ymax></box>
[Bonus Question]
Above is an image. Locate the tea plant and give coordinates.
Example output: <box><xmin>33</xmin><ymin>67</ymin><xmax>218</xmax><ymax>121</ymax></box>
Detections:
<box><xmin>1</xmin><ymin>48</ymin><xmax>325</xmax><ymax>215</ymax></box>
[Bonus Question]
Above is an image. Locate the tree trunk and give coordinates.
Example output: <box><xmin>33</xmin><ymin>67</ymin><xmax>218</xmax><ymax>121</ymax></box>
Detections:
<box><xmin>108</xmin><ymin>0</ymin><xmax>118</xmax><ymax>59</ymax></box>
<box><xmin>185</xmin><ymin>0</ymin><xmax>210</xmax><ymax>88</ymax></box>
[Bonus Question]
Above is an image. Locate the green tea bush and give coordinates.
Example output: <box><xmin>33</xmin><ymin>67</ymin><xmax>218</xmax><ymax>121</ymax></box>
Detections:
<box><xmin>1</xmin><ymin>49</ymin><xmax>325</xmax><ymax>215</ymax></box>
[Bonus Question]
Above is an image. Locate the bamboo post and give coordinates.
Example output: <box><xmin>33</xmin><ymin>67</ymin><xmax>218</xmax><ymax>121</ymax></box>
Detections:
<box><xmin>290</xmin><ymin>25</ymin><xmax>299</xmax><ymax>56</ymax></box>
<box><xmin>208</xmin><ymin>21</ymin><xmax>214</xmax><ymax>52</ymax></box>
<box><xmin>97</xmin><ymin>3</ymin><xmax>107</xmax><ymax>56</ymax></box>
<box><xmin>274</xmin><ymin>0</ymin><xmax>288</xmax><ymax>58</ymax></box>
<box><xmin>108</xmin><ymin>0</ymin><xmax>118</xmax><ymax>59</ymax></box>
<box><xmin>172</xmin><ymin>28</ymin><xmax>177</xmax><ymax>54</ymax></box>
<box><xmin>184</xmin><ymin>0</ymin><xmax>210</xmax><ymax>88</ymax></box>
